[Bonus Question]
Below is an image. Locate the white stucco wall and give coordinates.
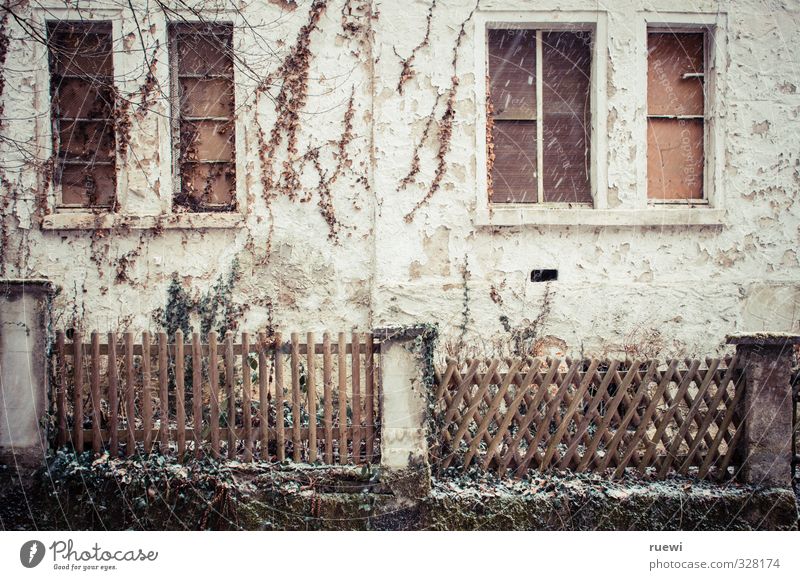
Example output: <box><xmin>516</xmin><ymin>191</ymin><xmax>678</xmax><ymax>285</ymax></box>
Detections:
<box><xmin>0</xmin><ymin>0</ymin><xmax>798</xmax><ymax>360</ymax></box>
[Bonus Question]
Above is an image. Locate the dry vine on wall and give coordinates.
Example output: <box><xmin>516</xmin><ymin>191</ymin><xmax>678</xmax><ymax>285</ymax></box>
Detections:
<box><xmin>399</xmin><ymin>2</ymin><xmax>477</xmax><ymax>223</ymax></box>
<box><xmin>255</xmin><ymin>0</ymin><xmax>373</xmax><ymax>245</ymax></box>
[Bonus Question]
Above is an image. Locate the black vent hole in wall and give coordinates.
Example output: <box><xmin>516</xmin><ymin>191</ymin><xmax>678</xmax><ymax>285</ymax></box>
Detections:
<box><xmin>531</xmin><ymin>269</ymin><xmax>558</xmax><ymax>282</ymax></box>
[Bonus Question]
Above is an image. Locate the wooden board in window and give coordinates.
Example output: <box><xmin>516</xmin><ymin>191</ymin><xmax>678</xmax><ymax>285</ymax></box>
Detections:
<box><xmin>176</xmin><ymin>32</ymin><xmax>234</xmax><ymax>76</ymax></box>
<box><xmin>180</xmin><ymin>78</ymin><xmax>235</xmax><ymax>118</ymax></box>
<box><xmin>53</xmin><ymin>78</ymin><xmax>114</xmax><ymax>119</ymax></box>
<box><xmin>180</xmin><ymin>120</ymin><xmax>234</xmax><ymax>162</ymax></box>
<box><xmin>647</xmin><ymin>118</ymin><xmax>704</xmax><ymax>200</ymax></box>
<box><xmin>59</xmin><ymin>164</ymin><xmax>116</xmax><ymax>207</ymax></box>
<box><xmin>57</xmin><ymin>120</ymin><xmax>115</xmax><ymax>162</ymax></box>
<box><xmin>647</xmin><ymin>32</ymin><xmax>704</xmax><ymax>117</ymax></box>
<box><xmin>178</xmin><ymin>163</ymin><xmax>236</xmax><ymax>209</ymax></box>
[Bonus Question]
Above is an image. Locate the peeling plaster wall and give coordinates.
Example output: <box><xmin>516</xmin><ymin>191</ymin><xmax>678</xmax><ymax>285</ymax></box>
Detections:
<box><xmin>371</xmin><ymin>0</ymin><xmax>800</xmax><ymax>359</ymax></box>
<box><xmin>0</xmin><ymin>0</ymin><xmax>799</xmax><ymax>359</ymax></box>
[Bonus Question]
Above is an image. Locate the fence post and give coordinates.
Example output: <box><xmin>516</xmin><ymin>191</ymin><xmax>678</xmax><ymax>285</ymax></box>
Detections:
<box><xmin>727</xmin><ymin>333</ymin><xmax>800</xmax><ymax>487</ymax></box>
<box><xmin>0</xmin><ymin>279</ymin><xmax>55</xmax><ymax>470</ymax></box>
<box><xmin>375</xmin><ymin>325</ymin><xmax>437</xmax><ymax>499</ymax></box>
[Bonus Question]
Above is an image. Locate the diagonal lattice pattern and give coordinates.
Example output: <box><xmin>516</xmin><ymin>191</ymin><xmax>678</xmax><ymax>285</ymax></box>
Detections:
<box><xmin>433</xmin><ymin>356</ymin><xmax>744</xmax><ymax>480</ymax></box>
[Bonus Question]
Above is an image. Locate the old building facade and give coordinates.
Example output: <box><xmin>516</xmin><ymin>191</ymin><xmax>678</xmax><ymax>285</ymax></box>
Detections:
<box><xmin>0</xmin><ymin>0</ymin><xmax>798</xmax><ymax>359</ymax></box>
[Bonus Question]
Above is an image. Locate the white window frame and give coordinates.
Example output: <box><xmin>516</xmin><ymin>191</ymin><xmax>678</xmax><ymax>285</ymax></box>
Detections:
<box><xmin>167</xmin><ymin>20</ymin><xmax>240</xmax><ymax>214</ymax></box>
<box><xmin>33</xmin><ymin>7</ymin><xmax>128</xmax><ymax>216</ymax></box>
<box><xmin>636</xmin><ymin>11</ymin><xmax>728</xmax><ymax>211</ymax></box>
<box><xmin>474</xmin><ymin>10</ymin><xmax>608</xmax><ymax>226</ymax></box>
<box><xmin>475</xmin><ymin>9</ymin><xmax>727</xmax><ymax>227</ymax></box>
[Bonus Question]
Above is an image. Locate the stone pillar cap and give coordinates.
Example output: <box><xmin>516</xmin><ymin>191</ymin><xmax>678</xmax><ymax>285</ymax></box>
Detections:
<box><xmin>726</xmin><ymin>332</ymin><xmax>800</xmax><ymax>346</ymax></box>
<box><xmin>373</xmin><ymin>325</ymin><xmax>437</xmax><ymax>342</ymax></box>
<box><xmin>0</xmin><ymin>279</ymin><xmax>57</xmax><ymax>295</ymax></box>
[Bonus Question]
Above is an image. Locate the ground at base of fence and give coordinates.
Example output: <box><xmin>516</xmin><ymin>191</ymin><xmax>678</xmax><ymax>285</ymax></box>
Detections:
<box><xmin>1</xmin><ymin>453</ymin><xmax>796</xmax><ymax>531</ymax></box>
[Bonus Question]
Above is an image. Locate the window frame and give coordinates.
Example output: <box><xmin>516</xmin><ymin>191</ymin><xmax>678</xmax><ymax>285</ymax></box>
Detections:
<box><xmin>47</xmin><ymin>20</ymin><xmax>118</xmax><ymax>210</ymax></box>
<box><xmin>638</xmin><ymin>12</ymin><xmax>727</xmax><ymax>211</ymax></box>
<box><xmin>35</xmin><ymin>9</ymin><xmax>127</xmax><ymax>215</ymax></box>
<box><xmin>487</xmin><ymin>28</ymin><xmax>594</xmax><ymax>206</ymax></box>
<box><xmin>168</xmin><ymin>21</ymin><xmax>238</xmax><ymax>213</ymax></box>
<box><xmin>474</xmin><ymin>10</ymin><xmax>608</xmax><ymax>224</ymax></box>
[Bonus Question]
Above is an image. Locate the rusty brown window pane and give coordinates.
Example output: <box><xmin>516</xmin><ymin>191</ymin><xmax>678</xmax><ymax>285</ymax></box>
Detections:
<box><xmin>170</xmin><ymin>23</ymin><xmax>236</xmax><ymax>212</ymax></box>
<box><xmin>647</xmin><ymin>31</ymin><xmax>705</xmax><ymax>200</ymax></box>
<box><xmin>487</xmin><ymin>28</ymin><xmax>592</xmax><ymax>204</ymax></box>
<box><xmin>47</xmin><ymin>21</ymin><xmax>116</xmax><ymax>208</ymax></box>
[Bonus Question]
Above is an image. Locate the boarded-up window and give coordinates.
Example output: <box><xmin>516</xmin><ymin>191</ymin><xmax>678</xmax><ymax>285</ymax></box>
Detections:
<box><xmin>170</xmin><ymin>23</ymin><xmax>236</xmax><ymax>211</ymax></box>
<box><xmin>47</xmin><ymin>22</ymin><xmax>116</xmax><ymax>207</ymax></box>
<box><xmin>647</xmin><ymin>31</ymin><xmax>705</xmax><ymax>201</ymax></box>
<box><xmin>487</xmin><ymin>28</ymin><xmax>592</xmax><ymax>204</ymax></box>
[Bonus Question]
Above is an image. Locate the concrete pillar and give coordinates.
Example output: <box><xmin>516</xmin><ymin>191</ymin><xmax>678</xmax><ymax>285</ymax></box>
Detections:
<box><xmin>727</xmin><ymin>333</ymin><xmax>800</xmax><ymax>488</ymax></box>
<box><xmin>375</xmin><ymin>325</ymin><xmax>436</xmax><ymax>498</ymax></box>
<box><xmin>0</xmin><ymin>279</ymin><xmax>55</xmax><ymax>469</ymax></box>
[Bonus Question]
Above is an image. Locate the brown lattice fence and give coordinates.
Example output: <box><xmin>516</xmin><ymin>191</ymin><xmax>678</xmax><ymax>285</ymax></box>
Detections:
<box><xmin>52</xmin><ymin>330</ymin><xmax>380</xmax><ymax>464</ymax></box>
<box><xmin>433</xmin><ymin>356</ymin><xmax>745</xmax><ymax>480</ymax></box>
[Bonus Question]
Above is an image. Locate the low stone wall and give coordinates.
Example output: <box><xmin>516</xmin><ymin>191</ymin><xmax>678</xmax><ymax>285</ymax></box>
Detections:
<box><xmin>1</xmin><ymin>455</ymin><xmax>796</xmax><ymax>531</ymax></box>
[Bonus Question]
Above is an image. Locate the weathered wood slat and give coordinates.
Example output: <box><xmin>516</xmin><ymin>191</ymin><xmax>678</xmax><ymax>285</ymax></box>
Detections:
<box><xmin>434</xmin><ymin>357</ymin><xmax>742</xmax><ymax>481</ymax></box>
<box><xmin>307</xmin><ymin>332</ymin><xmax>317</xmax><ymax>463</ymax></box>
<box><xmin>558</xmin><ymin>360</ymin><xmax>620</xmax><ymax>470</ymax></box>
<box><xmin>208</xmin><ymin>331</ymin><xmax>220</xmax><ymax>458</ymax></box>
<box><xmin>352</xmin><ymin>332</ymin><xmax>362</xmax><ymax>463</ymax></box>
<box><xmin>125</xmin><ymin>332</ymin><xmax>136</xmax><ymax>457</ymax></box>
<box><xmin>108</xmin><ymin>332</ymin><xmax>119</xmax><ymax>457</ymax></box>
<box><xmin>338</xmin><ymin>332</ymin><xmax>348</xmax><ymax>464</ymax></box>
<box><xmin>516</xmin><ymin>359</ymin><xmax>582</xmax><ymax>474</ymax></box>
<box><xmin>158</xmin><ymin>332</ymin><xmax>169</xmax><ymax>451</ymax></box>
<box><xmin>90</xmin><ymin>331</ymin><xmax>102</xmax><ymax>455</ymax></box>
<box><xmin>274</xmin><ymin>331</ymin><xmax>286</xmax><ymax>462</ymax></box>
<box><xmin>290</xmin><ymin>332</ymin><xmax>301</xmax><ymax>462</ymax></box>
<box><xmin>609</xmin><ymin>360</ymin><xmax>664</xmax><ymax>477</ymax></box>
<box><xmin>225</xmin><ymin>331</ymin><xmax>236</xmax><ymax>457</ymax></box>
<box><xmin>175</xmin><ymin>330</ymin><xmax>186</xmax><ymax>457</ymax></box>
<box><xmin>72</xmin><ymin>331</ymin><xmax>84</xmax><ymax>452</ymax></box>
<box><xmin>192</xmin><ymin>332</ymin><xmax>202</xmax><ymax>458</ymax></box>
<box><xmin>712</xmin><ymin>421</ymin><xmax>742</xmax><ymax>479</ymax></box>
<box><xmin>443</xmin><ymin>358</ymin><xmax>501</xmax><ymax>469</ymax></box>
<box><xmin>323</xmin><ymin>332</ymin><xmax>333</xmax><ymax>464</ymax></box>
<box><xmin>257</xmin><ymin>331</ymin><xmax>270</xmax><ymax>460</ymax></box>
<box><xmin>636</xmin><ymin>359</ymin><xmax>700</xmax><ymax>473</ymax></box>
<box><xmin>141</xmin><ymin>331</ymin><xmax>153</xmax><ymax>454</ymax></box>
<box><xmin>587</xmin><ymin>360</ymin><xmax>647</xmax><ymax>472</ymax></box>
<box><xmin>242</xmin><ymin>332</ymin><xmax>253</xmax><ymax>462</ymax></box>
<box><xmin>698</xmin><ymin>378</ymin><xmax>746</xmax><ymax>478</ymax></box>
<box><xmin>365</xmin><ymin>332</ymin><xmax>375</xmax><ymax>463</ymax></box>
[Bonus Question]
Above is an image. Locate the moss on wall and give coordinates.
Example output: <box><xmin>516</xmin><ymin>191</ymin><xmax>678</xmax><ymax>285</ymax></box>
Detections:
<box><xmin>1</xmin><ymin>452</ymin><xmax>796</xmax><ymax>531</ymax></box>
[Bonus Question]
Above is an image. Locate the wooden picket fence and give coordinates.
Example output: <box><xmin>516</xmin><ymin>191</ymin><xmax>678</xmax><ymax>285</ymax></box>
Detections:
<box><xmin>433</xmin><ymin>356</ymin><xmax>745</xmax><ymax>480</ymax></box>
<box><xmin>52</xmin><ymin>330</ymin><xmax>380</xmax><ymax>464</ymax></box>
